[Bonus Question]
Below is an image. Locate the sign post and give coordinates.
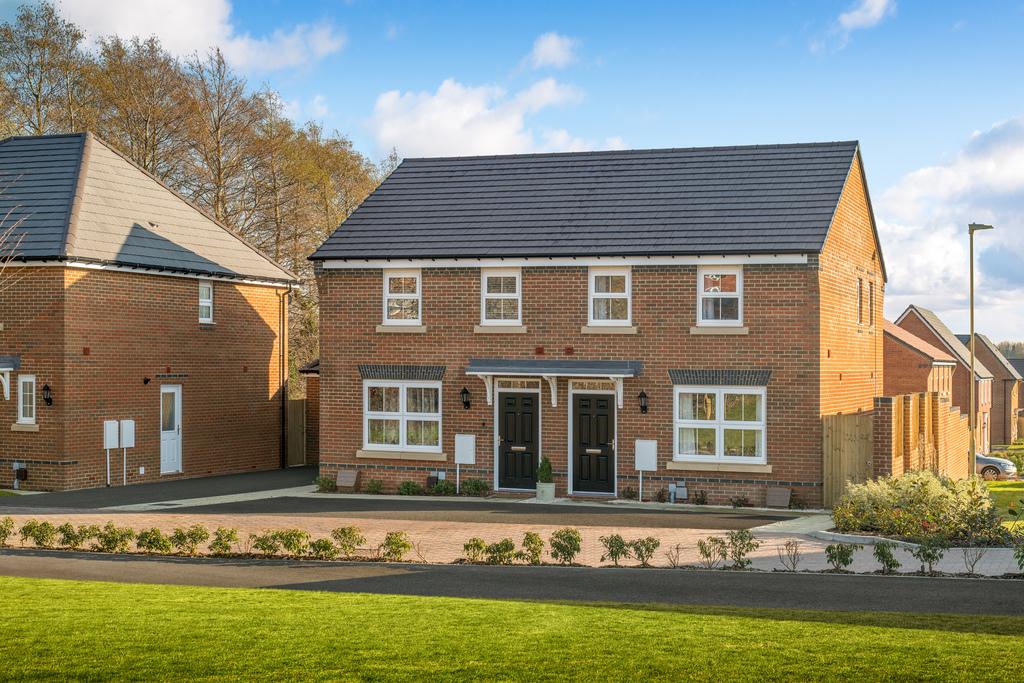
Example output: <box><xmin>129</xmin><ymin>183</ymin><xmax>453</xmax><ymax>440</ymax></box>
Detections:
<box><xmin>454</xmin><ymin>434</ymin><xmax>476</xmax><ymax>494</ymax></box>
<box><xmin>633</xmin><ymin>439</ymin><xmax>657</xmax><ymax>502</ymax></box>
<box><xmin>103</xmin><ymin>420</ymin><xmax>119</xmax><ymax>487</ymax></box>
<box><xmin>120</xmin><ymin>420</ymin><xmax>135</xmax><ymax>486</ymax></box>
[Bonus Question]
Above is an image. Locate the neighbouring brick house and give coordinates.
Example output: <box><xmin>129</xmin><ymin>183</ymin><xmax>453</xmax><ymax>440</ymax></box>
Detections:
<box><xmin>956</xmin><ymin>333</ymin><xmax>1020</xmax><ymax>446</ymax></box>
<box><xmin>882</xmin><ymin>320</ymin><xmax>955</xmax><ymax>398</ymax></box>
<box><xmin>0</xmin><ymin>133</ymin><xmax>296</xmax><ymax>491</ymax></box>
<box><xmin>299</xmin><ymin>359</ymin><xmax>320</xmax><ymax>466</ymax></box>
<box><xmin>310</xmin><ymin>142</ymin><xmax>885</xmax><ymax>507</ymax></box>
<box><xmin>895</xmin><ymin>305</ymin><xmax>992</xmax><ymax>454</ymax></box>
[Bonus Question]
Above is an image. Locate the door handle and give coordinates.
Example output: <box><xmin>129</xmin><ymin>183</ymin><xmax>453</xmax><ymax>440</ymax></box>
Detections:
<box><xmin>584</xmin><ymin>448</ymin><xmax>602</xmax><ymax>455</ymax></box>
<box><xmin>510</xmin><ymin>446</ymin><xmax>527</xmax><ymax>452</ymax></box>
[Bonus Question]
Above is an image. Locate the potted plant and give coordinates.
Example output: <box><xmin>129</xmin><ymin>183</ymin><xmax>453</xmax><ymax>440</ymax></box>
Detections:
<box><xmin>535</xmin><ymin>456</ymin><xmax>556</xmax><ymax>502</ymax></box>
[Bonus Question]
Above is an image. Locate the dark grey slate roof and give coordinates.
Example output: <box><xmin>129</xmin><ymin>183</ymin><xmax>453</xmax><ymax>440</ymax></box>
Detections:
<box><xmin>1009</xmin><ymin>359</ymin><xmax>1024</xmax><ymax>378</ymax></box>
<box><xmin>897</xmin><ymin>306</ymin><xmax>993</xmax><ymax>379</ymax></box>
<box><xmin>0</xmin><ymin>355</ymin><xmax>21</xmax><ymax>370</ymax></box>
<box><xmin>358</xmin><ymin>364</ymin><xmax>446</xmax><ymax>381</ymax></box>
<box><xmin>310</xmin><ymin>141</ymin><xmax>860</xmax><ymax>260</ymax></box>
<box><xmin>955</xmin><ymin>334</ymin><xmax>1022</xmax><ymax>380</ymax></box>
<box><xmin>668</xmin><ymin>369</ymin><xmax>772</xmax><ymax>386</ymax></box>
<box><xmin>0</xmin><ymin>133</ymin><xmax>295</xmax><ymax>283</ymax></box>
<box><xmin>466</xmin><ymin>358</ymin><xmax>642</xmax><ymax>377</ymax></box>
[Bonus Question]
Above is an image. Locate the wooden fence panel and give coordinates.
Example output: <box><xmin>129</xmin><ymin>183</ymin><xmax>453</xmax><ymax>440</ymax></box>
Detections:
<box><xmin>287</xmin><ymin>398</ymin><xmax>306</xmax><ymax>467</ymax></box>
<box><xmin>822</xmin><ymin>413</ymin><xmax>873</xmax><ymax>507</ymax></box>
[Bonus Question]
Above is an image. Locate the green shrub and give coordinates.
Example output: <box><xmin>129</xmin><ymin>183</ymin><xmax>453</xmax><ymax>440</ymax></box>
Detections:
<box><xmin>377</xmin><ymin>531</ymin><xmax>412</xmax><ymax>562</ymax></box>
<box><xmin>873</xmin><ymin>541</ymin><xmax>901</xmax><ymax>574</ymax></box>
<box><xmin>275</xmin><ymin>529</ymin><xmax>311</xmax><ymax>556</ymax></box>
<box><xmin>599</xmin><ymin>534</ymin><xmax>631</xmax><ymax>566</ymax></box>
<box><xmin>832</xmin><ymin>470</ymin><xmax>1009</xmax><ymax>546</ymax></box>
<box><xmin>697</xmin><ymin>537</ymin><xmax>728</xmax><ymax>569</ymax></box>
<box><xmin>93</xmin><ymin>522</ymin><xmax>135</xmax><ymax>553</ymax></box>
<box><xmin>208</xmin><ymin>527</ymin><xmax>239</xmax><ymax>556</ymax></box>
<box><xmin>1014</xmin><ymin>542</ymin><xmax>1024</xmax><ymax>573</ymax></box>
<box><xmin>58</xmin><ymin>523</ymin><xmax>98</xmax><ymax>550</ymax></box>
<box><xmin>170</xmin><ymin>525</ymin><xmax>210</xmax><ymax>555</ymax></box>
<box><xmin>691</xmin><ymin>490</ymin><xmax>709</xmax><ymax>505</ymax></box>
<box><xmin>655</xmin><ymin>488</ymin><xmax>668</xmax><ymax>503</ymax></box>
<box><xmin>251</xmin><ymin>532</ymin><xmax>282</xmax><ymax>556</ymax></box>
<box><xmin>460</xmin><ymin>479</ymin><xmax>489</xmax><ymax>497</ymax></box>
<box><xmin>537</xmin><ymin>457</ymin><xmax>554</xmax><ymax>484</ymax></box>
<box><xmin>136</xmin><ymin>527</ymin><xmax>173</xmax><ymax>554</ymax></box>
<box><xmin>315</xmin><ymin>476</ymin><xmax>337</xmax><ymax>493</ymax></box>
<box><xmin>520</xmin><ymin>532</ymin><xmax>544</xmax><ymax>565</ymax></box>
<box><xmin>309</xmin><ymin>538</ymin><xmax>339</xmax><ymax>560</ymax></box>
<box><xmin>630</xmin><ymin>537</ymin><xmax>661</xmax><ymax>567</ymax></box>
<box><xmin>484</xmin><ymin>538</ymin><xmax>517</xmax><ymax>565</ymax></box>
<box><xmin>463</xmin><ymin>537</ymin><xmax>486</xmax><ymax>563</ymax></box>
<box><xmin>0</xmin><ymin>516</ymin><xmax>15</xmax><ymax>547</ymax></box>
<box><xmin>910</xmin><ymin>536</ymin><xmax>949</xmax><ymax>575</ymax></box>
<box><xmin>363</xmin><ymin>479</ymin><xmax>384</xmax><ymax>495</ymax></box>
<box><xmin>725</xmin><ymin>529</ymin><xmax>760</xmax><ymax>569</ymax></box>
<box><xmin>397</xmin><ymin>481</ymin><xmax>425</xmax><ymax>496</ymax></box>
<box><xmin>824</xmin><ymin>543</ymin><xmax>861</xmax><ymax>572</ymax></box>
<box><xmin>20</xmin><ymin>520</ymin><xmax>57</xmax><ymax>548</ymax></box>
<box><xmin>331</xmin><ymin>526</ymin><xmax>366</xmax><ymax>558</ymax></box>
<box><xmin>729</xmin><ymin>496</ymin><xmax>750</xmax><ymax>509</ymax></box>
<box><xmin>549</xmin><ymin>528</ymin><xmax>582</xmax><ymax>565</ymax></box>
<box><xmin>619</xmin><ymin>486</ymin><xmax>638</xmax><ymax>501</ymax></box>
<box><xmin>430</xmin><ymin>480</ymin><xmax>457</xmax><ymax>496</ymax></box>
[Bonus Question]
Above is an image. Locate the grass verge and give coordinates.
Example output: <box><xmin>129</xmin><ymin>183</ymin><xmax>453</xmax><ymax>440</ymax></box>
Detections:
<box><xmin>0</xmin><ymin>576</ymin><xmax>1022</xmax><ymax>681</ymax></box>
<box><xmin>987</xmin><ymin>480</ymin><xmax>1023</xmax><ymax>519</ymax></box>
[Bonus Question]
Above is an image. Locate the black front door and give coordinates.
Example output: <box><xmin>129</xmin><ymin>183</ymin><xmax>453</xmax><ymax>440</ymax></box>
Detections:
<box><xmin>573</xmin><ymin>394</ymin><xmax>615</xmax><ymax>493</ymax></box>
<box><xmin>498</xmin><ymin>392</ymin><xmax>539</xmax><ymax>489</ymax></box>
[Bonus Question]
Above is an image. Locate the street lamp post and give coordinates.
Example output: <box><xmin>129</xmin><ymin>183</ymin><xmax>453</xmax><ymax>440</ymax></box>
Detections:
<box><xmin>968</xmin><ymin>222</ymin><xmax>994</xmax><ymax>477</ymax></box>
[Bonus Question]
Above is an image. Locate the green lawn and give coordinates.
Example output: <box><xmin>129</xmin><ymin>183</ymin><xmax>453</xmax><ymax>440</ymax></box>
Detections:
<box><xmin>1</xmin><ymin>577</ymin><xmax>1022</xmax><ymax>681</ymax></box>
<box><xmin>0</xmin><ymin>490</ymin><xmax>18</xmax><ymax>496</ymax></box>
<box><xmin>988</xmin><ymin>480</ymin><xmax>1023</xmax><ymax>519</ymax></box>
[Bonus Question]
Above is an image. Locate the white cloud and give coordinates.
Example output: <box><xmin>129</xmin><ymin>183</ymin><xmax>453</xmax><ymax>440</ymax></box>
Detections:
<box><xmin>309</xmin><ymin>94</ymin><xmax>329</xmax><ymax>119</ymax></box>
<box><xmin>811</xmin><ymin>0</ymin><xmax>895</xmax><ymax>53</ymax></box>
<box><xmin>55</xmin><ymin>0</ymin><xmax>345</xmax><ymax>71</ymax></box>
<box><xmin>372</xmin><ymin>77</ymin><xmax>621</xmax><ymax>157</ymax></box>
<box><xmin>527</xmin><ymin>32</ymin><xmax>579</xmax><ymax>69</ymax></box>
<box><xmin>877</xmin><ymin>117</ymin><xmax>1024</xmax><ymax>339</ymax></box>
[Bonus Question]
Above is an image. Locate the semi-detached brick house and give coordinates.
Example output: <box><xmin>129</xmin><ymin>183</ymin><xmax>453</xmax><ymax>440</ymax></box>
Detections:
<box><xmin>310</xmin><ymin>142</ymin><xmax>885</xmax><ymax>507</ymax></box>
<box><xmin>0</xmin><ymin>133</ymin><xmax>297</xmax><ymax>491</ymax></box>
<box><xmin>895</xmin><ymin>305</ymin><xmax>993</xmax><ymax>454</ymax></box>
<box><xmin>955</xmin><ymin>333</ymin><xmax>1020</xmax><ymax>447</ymax></box>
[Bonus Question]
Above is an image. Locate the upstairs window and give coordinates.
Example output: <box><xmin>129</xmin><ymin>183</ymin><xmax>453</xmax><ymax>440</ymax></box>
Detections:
<box><xmin>383</xmin><ymin>269</ymin><xmax>421</xmax><ymax>325</ymax></box>
<box><xmin>17</xmin><ymin>375</ymin><xmax>35</xmax><ymax>425</ymax></box>
<box><xmin>697</xmin><ymin>266</ymin><xmax>742</xmax><ymax>326</ymax></box>
<box><xmin>363</xmin><ymin>381</ymin><xmax>441</xmax><ymax>452</ymax></box>
<box><xmin>480</xmin><ymin>268</ymin><xmax>521</xmax><ymax>325</ymax></box>
<box><xmin>588</xmin><ymin>266</ymin><xmax>631</xmax><ymax>325</ymax></box>
<box><xmin>198</xmin><ymin>281</ymin><xmax>214</xmax><ymax>323</ymax></box>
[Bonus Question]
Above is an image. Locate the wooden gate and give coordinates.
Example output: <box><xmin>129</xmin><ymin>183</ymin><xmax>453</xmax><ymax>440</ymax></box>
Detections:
<box><xmin>286</xmin><ymin>398</ymin><xmax>306</xmax><ymax>466</ymax></box>
<box><xmin>822</xmin><ymin>413</ymin><xmax>873</xmax><ymax>507</ymax></box>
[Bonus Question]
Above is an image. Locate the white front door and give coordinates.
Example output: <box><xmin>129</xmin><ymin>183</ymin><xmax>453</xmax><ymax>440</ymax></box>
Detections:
<box><xmin>160</xmin><ymin>385</ymin><xmax>182</xmax><ymax>474</ymax></box>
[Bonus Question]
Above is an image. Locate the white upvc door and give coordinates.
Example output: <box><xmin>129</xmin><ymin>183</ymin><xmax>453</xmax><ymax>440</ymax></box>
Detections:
<box><xmin>160</xmin><ymin>385</ymin><xmax>182</xmax><ymax>474</ymax></box>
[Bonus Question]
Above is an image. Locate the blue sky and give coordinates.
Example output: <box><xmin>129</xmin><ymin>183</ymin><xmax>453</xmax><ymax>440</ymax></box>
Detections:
<box><xmin>7</xmin><ymin>0</ymin><xmax>1024</xmax><ymax>338</ymax></box>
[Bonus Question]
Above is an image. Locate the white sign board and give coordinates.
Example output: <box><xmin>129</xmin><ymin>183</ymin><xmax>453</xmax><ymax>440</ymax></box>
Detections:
<box><xmin>103</xmin><ymin>420</ymin><xmax>120</xmax><ymax>449</ymax></box>
<box><xmin>454</xmin><ymin>434</ymin><xmax>476</xmax><ymax>465</ymax></box>
<box><xmin>634</xmin><ymin>439</ymin><xmax>657</xmax><ymax>472</ymax></box>
<box><xmin>120</xmin><ymin>419</ymin><xmax>136</xmax><ymax>449</ymax></box>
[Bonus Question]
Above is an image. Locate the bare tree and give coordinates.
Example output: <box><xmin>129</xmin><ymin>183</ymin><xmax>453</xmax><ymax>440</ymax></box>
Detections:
<box><xmin>0</xmin><ymin>206</ymin><xmax>26</xmax><ymax>294</ymax></box>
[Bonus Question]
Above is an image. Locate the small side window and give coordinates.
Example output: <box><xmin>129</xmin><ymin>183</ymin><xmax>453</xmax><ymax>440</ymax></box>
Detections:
<box><xmin>18</xmin><ymin>375</ymin><xmax>35</xmax><ymax>425</ymax></box>
<box><xmin>199</xmin><ymin>282</ymin><xmax>214</xmax><ymax>323</ymax></box>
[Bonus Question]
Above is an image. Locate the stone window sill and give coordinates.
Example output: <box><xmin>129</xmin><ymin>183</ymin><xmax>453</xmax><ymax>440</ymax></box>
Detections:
<box><xmin>689</xmin><ymin>326</ymin><xmax>749</xmax><ymax>335</ymax></box>
<box><xmin>474</xmin><ymin>325</ymin><xmax>528</xmax><ymax>334</ymax></box>
<box><xmin>375</xmin><ymin>325</ymin><xmax>427</xmax><ymax>334</ymax></box>
<box><xmin>355</xmin><ymin>449</ymin><xmax>446</xmax><ymax>462</ymax></box>
<box><xmin>11</xmin><ymin>423</ymin><xmax>39</xmax><ymax>432</ymax></box>
<box><xmin>580</xmin><ymin>325</ymin><xmax>637</xmax><ymax>335</ymax></box>
<box><xmin>666</xmin><ymin>461</ymin><xmax>772</xmax><ymax>474</ymax></box>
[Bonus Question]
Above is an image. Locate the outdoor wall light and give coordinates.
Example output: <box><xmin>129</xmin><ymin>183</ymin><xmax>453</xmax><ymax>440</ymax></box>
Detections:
<box><xmin>460</xmin><ymin>387</ymin><xmax>471</xmax><ymax>410</ymax></box>
<box><xmin>143</xmin><ymin>377</ymin><xmax>151</xmax><ymax>385</ymax></box>
<box><xmin>42</xmin><ymin>384</ymin><xmax>52</xmax><ymax>406</ymax></box>
<box><xmin>638</xmin><ymin>390</ymin><xmax>649</xmax><ymax>414</ymax></box>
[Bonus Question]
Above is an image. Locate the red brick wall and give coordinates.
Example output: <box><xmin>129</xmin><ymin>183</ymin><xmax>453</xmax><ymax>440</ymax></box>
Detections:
<box><xmin>2</xmin><ymin>266</ymin><xmax>288</xmax><ymax>490</ymax></box>
<box><xmin>818</xmin><ymin>155</ymin><xmax>884</xmax><ymax>415</ymax></box>
<box><xmin>882</xmin><ymin>335</ymin><xmax>951</xmax><ymax>398</ymax></box>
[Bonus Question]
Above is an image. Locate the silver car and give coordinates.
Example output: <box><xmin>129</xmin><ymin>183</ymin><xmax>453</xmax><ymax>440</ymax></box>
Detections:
<box><xmin>976</xmin><ymin>454</ymin><xmax>1018</xmax><ymax>480</ymax></box>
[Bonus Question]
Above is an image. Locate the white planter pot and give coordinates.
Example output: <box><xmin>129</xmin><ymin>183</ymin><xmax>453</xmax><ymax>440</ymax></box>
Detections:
<box><xmin>535</xmin><ymin>482</ymin><xmax>556</xmax><ymax>502</ymax></box>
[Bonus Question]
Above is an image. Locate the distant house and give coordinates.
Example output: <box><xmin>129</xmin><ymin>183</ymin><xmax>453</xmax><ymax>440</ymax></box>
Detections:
<box><xmin>309</xmin><ymin>141</ymin><xmax>885</xmax><ymax>507</ymax></box>
<box><xmin>0</xmin><ymin>133</ymin><xmax>297</xmax><ymax>490</ymax></box>
<box><xmin>895</xmin><ymin>305</ymin><xmax>992</xmax><ymax>454</ymax></box>
<box><xmin>956</xmin><ymin>333</ymin><xmax>1021</xmax><ymax>446</ymax></box>
<box><xmin>882</xmin><ymin>320</ymin><xmax>955</xmax><ymax>398</ymax></box>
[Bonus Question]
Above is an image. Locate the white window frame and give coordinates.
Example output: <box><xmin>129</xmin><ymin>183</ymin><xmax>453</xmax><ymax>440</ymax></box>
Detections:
<box><xmin>362</xmin><ymin>380</ymin><xmax>442</xmax><ymax>453</ymax></box>
<box><xmin>198</xmin><ymin>281</ymin><xmax>214</xmax><ymax>323</ymax></box>
<box><xmin>17</xmin><ymin>374</ymin><xmax>36</xmax><ymax>425</ymax></box>
<box><xmin>479</xmin><ymin>267</ymin><xmax>522</xmax><ymax>326</ymax></box>
<box><xmin>673</xmin><ymin>385</ymin><xmax>767</xmax><ymax>464</ymax></box>
<box><xmin>588</xmin><ymin>266</ymin><xmax>632</xmax><ymax>326</ymax></box>
<box><xmin>382</xmin><ymin>269</ymin><xmax>422</xmax><ymax>326</ymax></box>
<box><xmin>696</xmin><ymin>265</ymin><xmax>743</xmax><ymax>327</ymax></box>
